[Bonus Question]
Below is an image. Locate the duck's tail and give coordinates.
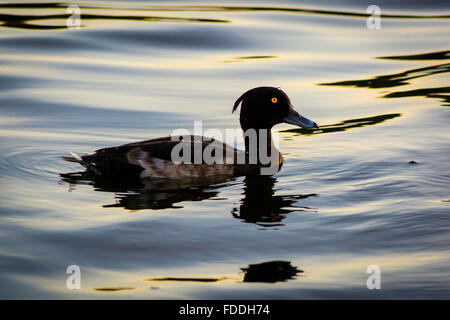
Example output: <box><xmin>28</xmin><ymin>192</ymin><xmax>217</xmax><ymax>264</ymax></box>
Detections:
<box><xmin>62</xmin><ymin>152</ymin><xmax>102</xmax><ymax>175</ymax></box>
<box><xmin>62</xmin><ymin>152</ymin><xmax>84</xmax><ymax>164</ymax></box>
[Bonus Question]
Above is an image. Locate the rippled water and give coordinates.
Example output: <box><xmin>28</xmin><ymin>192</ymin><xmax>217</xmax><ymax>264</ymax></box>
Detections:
<box><xmin>0</xmin><ymin>1</ymin><xmax>449</xmax><ymax>299</ymax></box>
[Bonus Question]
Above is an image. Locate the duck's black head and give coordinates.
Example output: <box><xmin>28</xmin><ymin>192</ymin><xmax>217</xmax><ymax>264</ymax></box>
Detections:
<box><xmin>233</xmin><ymin>86</ymin><xmax>318</xmax><ymax>131</ymax></box>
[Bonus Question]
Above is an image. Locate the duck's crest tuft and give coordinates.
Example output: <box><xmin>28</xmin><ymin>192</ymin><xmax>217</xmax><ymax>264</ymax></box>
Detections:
<box><xmin>233</xmin><ymin>92</ymin><xmax>246</xmax><ymax>113</ymax></box>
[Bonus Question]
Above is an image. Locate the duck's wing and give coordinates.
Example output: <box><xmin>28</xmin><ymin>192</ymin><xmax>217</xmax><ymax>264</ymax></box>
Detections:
<box><xmin>66</xmin><ymin>135</ymin><xmax>246</xmax><ymax>178</ymax></box>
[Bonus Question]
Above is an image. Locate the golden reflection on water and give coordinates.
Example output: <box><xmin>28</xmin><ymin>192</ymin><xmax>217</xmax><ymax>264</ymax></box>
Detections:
<box><xmin>297</xmin><ymin>252</ymin><xmax>450</xmax><ymax>288</ymax></box>
<box><xmin>3</xmin><ymin>53</ymin><xmax>222</xmax><ymax>70</ymax></box>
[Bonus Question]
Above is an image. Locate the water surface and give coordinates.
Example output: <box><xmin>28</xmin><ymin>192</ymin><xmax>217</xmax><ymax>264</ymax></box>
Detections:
<box><xmin>0</xmin><ymin>1</ymin><xmax>449</xmax><ymax>299</ymax></box>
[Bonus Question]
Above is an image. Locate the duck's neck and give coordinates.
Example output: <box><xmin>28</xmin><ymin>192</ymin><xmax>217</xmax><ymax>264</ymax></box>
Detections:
<box><xmin>243</xmin><ymin>128</ymin><xmax>280</xmax><ymax>165</ymax></box>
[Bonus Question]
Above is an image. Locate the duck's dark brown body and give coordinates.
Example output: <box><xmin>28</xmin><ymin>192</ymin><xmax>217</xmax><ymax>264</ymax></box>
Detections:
<box><xmin>63</xmin><ymin>135</ymin><xmax>264</xmax><ymax>179</ymax></box>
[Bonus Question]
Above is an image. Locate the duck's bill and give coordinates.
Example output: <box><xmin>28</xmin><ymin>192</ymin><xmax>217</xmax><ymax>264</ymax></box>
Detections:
<box><xmin>282</xmin><ymin>108</ymin><xmax>318</xmax><ymax>129</ymax></box>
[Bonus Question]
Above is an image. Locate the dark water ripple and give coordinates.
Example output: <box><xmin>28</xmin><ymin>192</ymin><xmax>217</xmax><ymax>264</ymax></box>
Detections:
<box><xmin>0</xmin><ymin>12</ymin><xmax>229</xmax><ymax>30</ymax></box>
<box><xmin>0</xmin><ymin>145</ymin><xmax>63</xmax><ymax>182</ymax></box>
<box><xmin>282</xmin><ymin>113</ymin><xmax>401</xmax><ymax>135</ymax></box>
<box><xmin>1</xmin><ymin>2</ymin><xmax>449</xmax><ymax>31</ymax></box>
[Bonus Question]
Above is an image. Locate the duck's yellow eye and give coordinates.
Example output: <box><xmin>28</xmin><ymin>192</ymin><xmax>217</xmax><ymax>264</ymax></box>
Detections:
<box><xmin>271</xmin><ymin>97</ymin><xmax>277</xmax><ymax>103</ymax></box>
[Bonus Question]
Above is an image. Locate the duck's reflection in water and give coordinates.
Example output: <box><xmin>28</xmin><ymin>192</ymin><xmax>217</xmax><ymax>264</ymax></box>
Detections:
<box><xmin>145</xmin><ymin>260</ymin><xmax>303</xmax><ymax>284</ymax></box>
<box><xmin>102</xmin><ymin>177</ymin><xmax>231</xmax><ymax>210</ymax></box>
<box><xmin>60</xmin><ymin>172</ymin><xmax>316</xmax><ymax>222</ymax></box>
<box><xmin>241</xmin><ymin>260</ymin><xmax>303</xmax><ymax>283</ymax></box>
<box><xmin>60</xmin><ymin>171</ymin><xmax>235</xmax><ymax>210</ymax></box>
<box><xmin>233</xmin><ymin>176</ymin><xmax>317</xmax><ymax>227</ymax></box>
